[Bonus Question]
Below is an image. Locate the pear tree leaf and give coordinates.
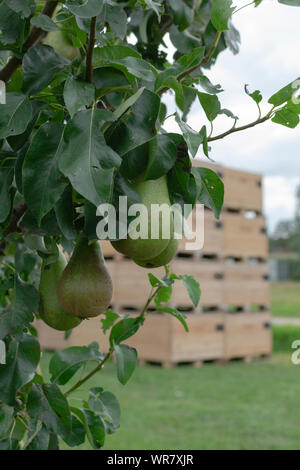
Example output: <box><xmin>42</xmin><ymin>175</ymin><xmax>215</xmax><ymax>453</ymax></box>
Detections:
<box><xmin>156</xmin><ymin>306</ymin><xmax>189</xmax><ymax>332</ymax></box>
<box><xmin>179</xmin><ymin>275</ymin><xmax>201</xmax><ymax>307</ymax></box>
<box><xmin>0</xmin><ymin>92</ymin><xmax>32</xmax><ymax>139</ymax></box>
<box><xmin>166</xmin><ymin>0</ymin><xmax>194</xmax><ymax>31</ymax></box>
<box><xmin>0</xmin><ymin>276</ymin><xmax>39</xmax><ymax>340</ymax></box>
<box><xmin>104</xmin><ymin>4</ymin><xmax>127</xmax><ymax>39</ymax></box>
<box><xmin>211</xmin><ymin>0</ymin><xmax>235</xmax><ymax>31</ymax></box>
<box><xmin>0</xmin><ymin>167</ymin><xmax>14</xmax><ymax>223</ymax></box>
<box><xmin>105</xmin><ymin>89</ymin><xmax>160</xmax><ymax>156</ymax></box>
<box><xmin>198</xmin><ymin>92</ymin><xmax>221</xmax><ymax>122</ymax></box>
<box><xmin>65</xmin><ymin>0</ymin><xmax>104</xmax><ymax>18</ymax></box>
<box><xmin>88</xmin><ymin>387</ymin><xmax>120</xmax><ymax>433</ymax></box>
<box><xmin>71</xmin><ymin>407</ymin><xmax>105</xmax><ymax>450</ymax></box>
<box><xmin>22</xmin><ymin>45</ymin><xmax>70</xmax><ymax>95</ymax></box>
<box><xmin>0</xmin><ymin>334</ymin><xmax>40</xmax><ymax>406</ymax></box>
<box><xmin>101</xmin><ymin>309</ymin><xmax>121</xmax><ymax>334</ymax></box>
<box><xmin>145</xmin><ymin>135</ymin><xmax>177</xmax><ymax>180</ymax></box>
<box><xmin>154</xmin><ymin>285</ymin><xmax>173</xmax><ymax>306</ymax></box>
<box><xmin>175</xmin><ymin>114</ymin><xmax>203</xmax><ymax>158</ymax></box>
<box><xmin>109</xmin><ymin>318</ymin><xmax>141</xmax><ymax>346</ymax></box>
<box><xmin>30</xmin><ymin>14</ymin><xmax>59</xmax><ymax>31</ymax></box>
<box><xmin>64</xmin><ymin>77</ymin><xmax>95</xmax><ymax>118</ymax></box>
<box><xmin>245</xmin><ymin>85</ymin><xmax>263</xmax><ymax>104</ymax></box>
<box><xmin>49</xmin><ymin>345</ymin><xmax>104</xmax><ymax>385</ymax></box>
<box><xmin>23</xmin><ymin>122</ymin><xmax>67</xmax><ymax>225</ymax></box>
<box><xmin>278</xmin><ymin>0</ymin><xmax>300</xmax><ymax>5</ymax></box>
<box><xmin>272</xmin><ymin>108</ymin><xmax>299</xmax><ymax>128</ymax></box>
<box><xmin>59</xmin><ymin>108</ymin><xmax>120</xmax><ymax>207</ymax></box>
<box><xmin>193</xmin><ymin>167</ymin><xmax>224</xmax><ymax>218</ymax></box>
<box><xmin>114</xmin><ymin>344</ymin><xmax>137</xmax><ymax>385</ymax></box>
<box><xmin>268</xmin><ymin>78</ymin><xmax>300</xmax><ymax>106</ymax></box>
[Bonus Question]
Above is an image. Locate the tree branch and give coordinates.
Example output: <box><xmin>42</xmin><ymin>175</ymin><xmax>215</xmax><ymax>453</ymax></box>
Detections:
<box><xmin>158</xmin><ymin>31</ymin><xmax>222</xmax><ymax>97</ymax></box>
<box><xmin>0</xmin><ymin>1</ymin><xmax>58</xmax><ymax>83</ymax></box>
<box><xmin>85</xmin><ymin>16</ymin><xmax>97</xmax><ymax>83</ymax></box>
<box><xmin>207</xmin><ymin>113</ymin><xmax>272</xmax><ymax>142</ymax></box>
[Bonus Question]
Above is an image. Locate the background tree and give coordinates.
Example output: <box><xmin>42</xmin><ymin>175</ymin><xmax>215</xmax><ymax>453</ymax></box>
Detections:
<box><xmin>0</xmin><ymin>0</ymin><xmax>300</xmax><ymax>450</ymax></box>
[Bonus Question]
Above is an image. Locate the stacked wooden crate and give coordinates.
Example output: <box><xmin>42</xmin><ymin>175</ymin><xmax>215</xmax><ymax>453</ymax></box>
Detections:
<box><xmin>37</xmin><ymin>162</ymin><xmax>272</xmax><ymax>366</ymax></box>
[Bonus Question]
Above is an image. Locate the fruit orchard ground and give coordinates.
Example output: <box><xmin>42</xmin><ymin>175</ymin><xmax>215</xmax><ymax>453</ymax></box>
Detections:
<box><xmin>271</xmin><ymin>282</ymin><xmax>300</xmax><ymax>318</ymax></box>
<box><xmin>41</xmin><ymin>353</ymin><xmax>300</xmax><ymax>450</ymax></box>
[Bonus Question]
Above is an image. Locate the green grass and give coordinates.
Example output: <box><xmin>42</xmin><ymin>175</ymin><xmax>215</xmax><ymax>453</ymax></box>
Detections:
<box><xmin>41</xmin><ymin>352</ymin><xmax>300</xmax><ymax>450</ymax></box>
<box><xmin>273</xmin><ymin>326</ymin><xmax>300</xmax><ymax>352</ymax></box>
<box><xmin>271</xmin><ymin>282</ymin><xmax>300</xmax><ymax>317</ymax></box>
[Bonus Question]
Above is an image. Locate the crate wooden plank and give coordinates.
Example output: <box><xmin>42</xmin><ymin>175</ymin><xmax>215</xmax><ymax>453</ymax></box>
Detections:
<box><xmin>223</xmin><ymin>214</ymin><xmax>268</xmax><ymax>258</ymax></box>
<box><xmin>171</xmin><ymin>314</ymin><xmax>225</xmax><ymax>362</ymax></box>
<box><xmin>224</xmin><ymin>313</ymin><xmax>272</xmax><ymax>358</ymax></box>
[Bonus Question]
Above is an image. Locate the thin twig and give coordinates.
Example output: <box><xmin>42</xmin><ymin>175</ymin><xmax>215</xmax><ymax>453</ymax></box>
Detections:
<box><xmin>0</xmin><ymin>1</ymin><xmax>58</xmax><ymax>82</ymax></box>
<box><xmin>85</xmin><ymin>17</ymin><xmax>97</xmax><ymax>83</ymax></box>
<box><xmin>207</xmin><ymin>112</ymin><xmax>273</xmax><ymax>142</ymax></box>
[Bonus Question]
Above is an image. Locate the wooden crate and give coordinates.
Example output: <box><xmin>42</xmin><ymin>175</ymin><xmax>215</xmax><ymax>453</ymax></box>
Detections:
<box><xmin>223</xmin><ymin>261</ymin><xmax>270</xmax><ymax>307</ymax></box>
<box><xmin>224</xmin><ymin>313</ymin><xmax>272</xmax><ymax>359</ymax></box>
<box><xmin>223</xmin><ymin>214</ymin><xmax>268</xmax><ymax>258</ymax></box>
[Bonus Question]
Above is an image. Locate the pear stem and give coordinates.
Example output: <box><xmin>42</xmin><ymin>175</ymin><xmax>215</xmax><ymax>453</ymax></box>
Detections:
<box><xmin>64</xmin><ymin>286</ymin><xmax>160</xmax><ymax>397</ymax></box>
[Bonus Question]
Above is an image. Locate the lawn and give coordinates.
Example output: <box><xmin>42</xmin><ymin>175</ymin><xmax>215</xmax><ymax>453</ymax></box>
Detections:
<box><xmin>41</xmin><ymin>352</ymin><xmax>300</xmax><ymax>450</ymax></box>
<box><xmin>271</xmin><ymin>282</ymin><xmax>300</xmax><ymax>317</ymax></box>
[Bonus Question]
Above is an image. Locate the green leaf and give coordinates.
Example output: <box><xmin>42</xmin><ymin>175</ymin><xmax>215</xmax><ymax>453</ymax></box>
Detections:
<box><xmin>0</xmin><ymin>3</ymin><xmax>24</xmax><ymax>44</ymax></box>
<box><xmin>137</xmin><ymin>0</ymin><xmax>164</xmax><ymax>19</ymax></box>
<box><xmin>49</xmin><ymin>344</ymin><xmax>104</xmax><ymax>386</ymax></box>
<box><xmin>93</xmin><ymin>45</ymin><xmax>141</xmax><ymax>66</ymax></box>
<box><xmin>88</xmin><ymin>387</ymin><xmax>120</xmax><ymax>433</ymax></box>
<box><xmin>64</xmin><ymin>77</ymin><xmax>95</xmax><ymax>118</ymax></box>
<box><xmin>179</xmin><ymin>275</ymin><xmax>201</xmax><ymax>307</ymax></box>
<box><xmin>145</xmin><ymin>135</ymin><xmax>177</xmax><ymax>180</ymax></box>
<box><xmin>193</xmin><ymin>167</ymin><xmax>224</xmax><ymax>218</ymax></box>
<box><xmin>148</xmin><ymin>273</ymin><xmax>169</xmax><ymax>287</ymax></box>
<box><xmin>30</xmin><ymin>14</ymin><xmax>59</xmax><ymax>31</ymax></box>
<box><xmin>278</xmin><ymin>0</ymin><xmax>300</xmax><ymax>5</ymax></box>
<box><xmin>211</xmin><ymin>0</ymin><xmax>235</xmax><ymax>31</ymax></box>
<box><xmin>113</xmin><ymin>87</ymin><xmax>145</xmax><ymax>120</ymax></box>
<box><xmin>93</xmin><ymin>67</ymin><xmax>130</xmax><ymax>95</ymax></box>
<box><xmin>4</xmin><ymin>0</ymin><xmax>35</xmax><ymax>18</ymax></box>
<box><xmin>166</xmin><ymin>0</ymin><xmax>194</xmax><ymax>31</ymax></box>
<box><xmin>26</xmin><ymin>423</ymin><xmax>50</xmax><ymax>450</ymax></box>
<box><xmin>0</xmin><ymin>92</ymin><xmax>32</xmax><ymax>139</ymax></box>
<box><xmin>109</xmin><ymin>318</ymin><xmax>141</xmax><ymax>346</ymax></box>
<box><xmin>175</xmin><ymin>114</ymin><xmax>203</xmax><ymax>158</ymax></box>
<box><xmin>105</xmin><ymin>4</ymin><xmax>127</xmax><ymax>39</ymax></box>
<box><xmin>105</xmin><ymin>89</ymin><xmax>160</xmax><ymax>156</ymax></box>
<box><xmin>198</xmin><ymin>92</ymin><xmax>221</xmax><ymax>121</ymax></box>
<box><xmin>0</xmin><ymin>402</ymin><xmax>14</xmax><ymax>439</ymax></box>
<box><xmin>7</xmin><ymin>100</ymin><xmax>44</xmax><ymax>152</ymax></box>
<box><xmin>0</xmin><ymin>167</ymin><xmax>14</xmax><ymax>223</ymax></box>
<box><xmin>27</xmin><ymin>383</ymin><xmax>72</xmax><ymax>438</ymax></box>
<box><xmin>268</xmin><ymin>78</ymin><xmax>300</xmax><ymax>106</ymax></box>
<box><xmin>0</xmin><ymin>276</ymin><xmax>39</xmax><ymax>339</ymax></box>
<box><xmin>59</xmin><ymin>108</ymin><xmax>119</xmax><ymax>207</ymax></box>
<box><xmin>0</xmin><ymin>334</ymin><xmax>40</xmax><ymax>406</ymax></box>
<box><xmin>22</xmin><ymin>45</ymin><xmax>70</xmax><ymax>95</ymax></box>
<box><xmin>155</xmin><ymin>285</ymin><xmax>173</xmax><ymax>306</ymax></box>
<box><xmin>65</xmin><ymin>0</ymin><xmax>104</xmax><ymax>18</ymax></box>
<box><xmin>101</xmin><ymin>309</ymin><xmax>120</xmax><ymax>334</ymax></box>
<box><xmin>114</xmin><ymin>344</ymin><xmax>137</xmax><ymax>385</ymax></box>
<box><xmin>272</xmin><ymin>108</ymin><xmax>299</xmax><ymax>128</ymax></box>
<box><xmin>245</xmin><ymin>85</ymin><xmax>262</xmax><ymax>104</ymax></box>
<box><xmin>55</xmin><ymin>186</ymin><xmax>76</xmax><ymax>241</ymax></box>
<box><xmin>0</xmin><ymin>340</ymin><xmax>5</xmax><ymax>365</ymax></box>
<box><xmin>156</xmin><ymin>306</ymin><xmax>189</xmax><ymax>332</ymax></box>
<box><xmin>169</xmin><ymin>25</ymin><xmax>202</xmax><ymax>54</ymax></box>
<box><xmin>23</xmin><ymin>122</ymin><xmax>67</xmax><ymax>225</ymax></box>
<box><xmin>71</xmin><ymin>407</ymin><xmax>105</xmax><ymax>449</ymax></box>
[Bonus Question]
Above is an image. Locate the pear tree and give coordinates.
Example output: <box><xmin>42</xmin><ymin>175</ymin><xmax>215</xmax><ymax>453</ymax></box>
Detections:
<box><xmin>0</xmin><ymin>0</ymin><xmax>300</xmax><ymax>450</ymax></box>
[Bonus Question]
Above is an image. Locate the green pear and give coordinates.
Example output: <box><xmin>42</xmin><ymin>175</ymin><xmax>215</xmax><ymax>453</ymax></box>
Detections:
<box><xmin>57</xmin><ymin>235</ymin><xmax>113</xmax><ymax>318</ymax></box>
<box><xmin>111</xmin><ymin>176</ymin><xmax>173</xmax><ymax>260</ymax></box>
<box><xmin>42</xmin><ymin>30</ymin><xmax>78</xmax><ymax>61</ymax></box>
<box><xmin>133</xmin><ymin>237</ymin><xmax>178</xmax><ymax>268</ymax></box>
<box><xmin>39</xmin><ymin>247</ymin><xmax>82</xmax><ymax>331</ymax></box>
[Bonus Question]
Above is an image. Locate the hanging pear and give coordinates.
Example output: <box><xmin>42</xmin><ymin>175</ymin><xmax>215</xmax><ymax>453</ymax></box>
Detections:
<box><xmin>39</xmin><ymin>246</ymin><xmax>82</xmax><ymax>331</ymax></box>
<box><xmin>111</xmin><ymin>175</ymin><xmax>173</xmax><ymax>261</ymax></box>
<box><xmin>57</xmin><ymin>234</ymin><xmax>113</xmax><ymax>318</ymax></box>
<box><xmin>133</xmin><ymin>237</ymin><xmax>178</xmax><ymax>269</ymax></box>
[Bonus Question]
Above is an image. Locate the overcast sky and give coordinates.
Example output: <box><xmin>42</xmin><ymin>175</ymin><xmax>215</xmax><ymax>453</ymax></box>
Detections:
<box><xmin>162</xmin><ymin>0</ymin><xmax>300</xmax><ymax>233</ymax></box>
